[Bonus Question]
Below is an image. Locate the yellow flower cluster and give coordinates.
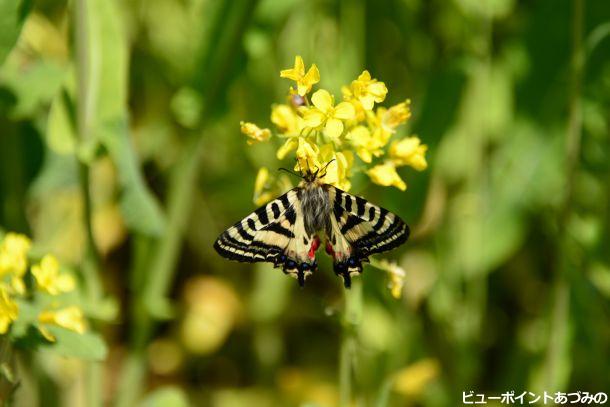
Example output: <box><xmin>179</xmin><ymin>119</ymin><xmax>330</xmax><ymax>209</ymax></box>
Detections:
<box><xmin>0</xmin><ymin>233</ymin><xmax>86</xmax><ymax>341</ymax></box>
<box><xmin>372</xmin><ymin>258</ymin><xmax>406</xmax><ymax>299</ymax></box>
<box><xmin>240</xmin><ymin>56</ymin><xmax>427</xmax><ymax>201</ymax></box>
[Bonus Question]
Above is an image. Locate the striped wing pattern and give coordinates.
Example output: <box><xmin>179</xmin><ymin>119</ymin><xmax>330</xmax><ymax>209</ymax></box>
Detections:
<box><xmin>214</xmin><ymin>188</ymin><xmax>318</xmax><ymax>286</ymax></box>
<box><xmin>324</xmin><ymin>186</ymin><xmax>410</xmax><ymax>287</ymax></box>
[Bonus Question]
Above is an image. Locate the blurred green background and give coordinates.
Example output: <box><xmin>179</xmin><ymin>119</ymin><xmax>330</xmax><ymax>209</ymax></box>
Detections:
<box><xmin>0</xmin><ymin>0</ymin><xmax>609</xmax><ymax>406</ymax></box>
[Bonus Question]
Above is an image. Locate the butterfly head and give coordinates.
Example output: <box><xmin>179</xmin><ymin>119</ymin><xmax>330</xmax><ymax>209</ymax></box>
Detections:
<box><xmin>301</xmin><ymin>159</ymin><xmax>336</xmax><ymax>183</ymax></box>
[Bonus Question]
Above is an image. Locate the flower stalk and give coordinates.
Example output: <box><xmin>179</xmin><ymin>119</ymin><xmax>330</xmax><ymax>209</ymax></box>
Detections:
<box><xmin>339</xmin><ymin>277</ymin><xmax>363</xmax><ymax>407</ymax></box>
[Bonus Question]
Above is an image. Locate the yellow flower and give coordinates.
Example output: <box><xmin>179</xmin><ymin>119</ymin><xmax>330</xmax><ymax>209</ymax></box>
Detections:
<box><xmin>302</xmin><ymin>89</ymin><xmax>355</xmax><ymax>140</ymax></box>
<box><xmin>38</xmin><ymin>306</ymin><xmax>87</xmax><ymax>341</ymax></box>
<box><xmin>383</xmin><ymin>99</ymin><xmax>411</xmax><ymax>130</ymax></box>
<box><xmin>271</xmin><ymin>104</ymin><xmax>302</xmax><ymax>135</ymax></box>
<box><xmin>367</xmin><ymin>101</ymin><xmax>411</xmax><ymax>147</ymax></box>
<box><xmin>0</xmin><ymin>233</ymin><xmax>31</xmax><ymax>278</ymax></box>
<box><xmin>0</xmin><ymin>285</ymin><xmax>18</xmax><ymax>334</ymax></box>
<box><xmin>350</xmin><ymin>70</ymin><xmax>388</xmax><ymax>110</ymax></box>
<box><xmin>346</xmin><ymin>126</ymin><xmax>383</xmax><ymax>163</ymax></box>
<box><xmin>373</xmin><ymin>259</ymin><xmax>406</xmax><ymax>299</ymax></box>
<box><xmin>253</xmin><ymin>167</ymin><xmax>274</xmax><ymax>206</ymax></box>
<box><xmin>367</xmin><ymin>161</ymin><xmax>407</xmax><ymax>191</ymax></box>
<box><xmin>393</xmin><ymin>358</ymin><xmax>440</xmax><ymax>397</ymax></box>
<box><xmin>341</xmin><ymin>85</ymin><xmax>367</xmax><ymax>122</ymax></box>
<box><xmin>271</xmin><ymin>104</ymin><xmax>307</xmax><ymax>160</ymax></box>
<box><xmin>240</xmin><ymin>121</ymin><xmax>271</xmax><ymax>145</ymax></box>
<box><xmin>32</xmin><ymin>255</ymin><xmax>75</xmax><ymax>295</ymax></box>
<box><xmin>388</xmin><ymin>263</ymin><xmax>406</xmax><ymax>299</ymax></box>
<box><xmin>10</xmin><ymin>277</ymin><xmax>25</xmax><ymax>295</ymax></box>
<box><xmin>319</xmin><ymin>147</ymin><xmax>353</xmax><ymax>191</ymax></box>
<box><xmin>295</xmin><ymin>137</ymin><xmax>321</xmax><ymax>173</ymax></box>
<box><xmin>389</xmin><ymin>137</ymin><xmax>428</xmax><ymax>171</ymax></box>
<box><xmin>280</xmin><ymin>56</ymin><xmax>320</xmax><ymax>96</ymax></box>
<box><xmin>276</xmin><ymin>138</ymin><xmax>298</xmax><ymax>160</ymax></box>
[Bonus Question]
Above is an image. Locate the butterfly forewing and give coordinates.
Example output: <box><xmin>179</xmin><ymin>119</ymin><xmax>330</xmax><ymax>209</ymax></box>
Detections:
<box><xmin>214</xmin><ymin>188</ymin><xmax>318</xmax><ymax>286</ymax></box>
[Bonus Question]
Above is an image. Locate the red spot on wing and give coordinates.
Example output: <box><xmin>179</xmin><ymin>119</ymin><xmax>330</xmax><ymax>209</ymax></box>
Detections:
<box><xmin>308</xmin><ymin>236</ymin><xmax>321</xmax><ymax>259</ymax></box>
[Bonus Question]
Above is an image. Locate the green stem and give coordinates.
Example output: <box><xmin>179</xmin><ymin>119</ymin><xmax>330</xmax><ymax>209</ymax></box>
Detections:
<box><xmin>338</xmin><ymin>1</ymin><xmax>365</xmax><ymax>404</ymax></box>
<box><xmin>544</xmin><ymin>0</ymin><xmax>583</xmax><ymax>391</ymax></box>
<box><xmin>114</xmin><ymin>1</ymin><xmax>260</xmax><ymax>404</ymax></box>
<box><xmin>339</xmin><ymin>278</ymin><xmax>363</xmax><ymax>407</ymax></box>
<box><xmin>74</xmin><ymin>0</ymin><xmax>104</xmax><ymax>405</ymax></box>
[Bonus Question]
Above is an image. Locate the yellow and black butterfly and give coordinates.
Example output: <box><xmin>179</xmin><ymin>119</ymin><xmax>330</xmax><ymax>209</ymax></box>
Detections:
<box><xmin>214</xmin><ymin>163</ymin><xmax>409</xmax><ymax>288</ymax></box>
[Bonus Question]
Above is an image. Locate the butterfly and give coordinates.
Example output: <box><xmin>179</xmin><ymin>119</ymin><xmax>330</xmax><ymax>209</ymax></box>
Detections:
<box><xmin>214</xmin><ymin>162</ymin><xmax>410</xmax><ymax>288</ymax></box>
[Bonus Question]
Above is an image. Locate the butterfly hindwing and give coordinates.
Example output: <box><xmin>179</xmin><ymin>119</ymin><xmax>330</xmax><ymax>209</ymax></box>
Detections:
<box><xmin>324</xmin><ymin>186</ymin><xmax>410</xmax><ymax>287</ymax></box>
<box><xmin>214</xmin><ymin>188</ymin><xmax>318</xmax><ymax>286</ymax></box>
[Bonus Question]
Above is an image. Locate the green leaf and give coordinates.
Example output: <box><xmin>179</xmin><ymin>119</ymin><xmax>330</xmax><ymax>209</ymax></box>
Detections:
<box><xmin>44</xmin><ymin>327</ymin><xmax>107</xmax><ymax>361</ymax></box>
<box><xmin>76</xmin><ymin>0</ymin><xmax>165</xmax><ymax>236</ymax></box>
<box><xmin>99</xmin><ymin>119</ymin><xmax>166</xmax><ymax>236</ymax></box>
<box><xmin>83</xmin><ymin>0</ymin><xmax>128</xmax><ymax>123</ymax></box>
<box><xmin>0</xmin><ymin>0</ymin><xmax>23</xmax><ymax>65</ymax></box>
<box><xmin>139</xmin><ymin>386</ymin><xmax>190</xmax><ymax>407</ymax></box>
<box><xmin>0</xmin><ymin>60</ymin><xmax>66</xmax><ymax>118</ymax></box>
<box><xmin>47</xmin><ymin>89</ymin><xmax>77</xmax><ymax>154</ymax></box>
<box><xmin>9</xmin><ymin>299</ymin><xmax>41</xmax><ymax>340</ymax></box>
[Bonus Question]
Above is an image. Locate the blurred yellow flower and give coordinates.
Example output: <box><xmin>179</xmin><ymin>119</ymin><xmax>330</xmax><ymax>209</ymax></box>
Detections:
<box><xmin>383</xmin><ymin>99</ymin><xmax>411</xmax><ymax>130</ymax></box>
<box><xmin>389</xmin><ymin>137</ymin><xmax>428</xmax><ymax>171</ymax></box>
<box><xmin>280</xmin><ymin>56</ymin><xmax>320</xmax><ymax>96</ymax></box>
<box><xmin>148</xmin><ymin>339</ymin><xmax>184</xmax><ymax>376</ymax></box>
<box><xmin>389</xmin><ymin>264</ymin><xmax>406</xmax><ymax>299</ymax></box>
<box><xmin>346</xmin><ymin>126</ymin><xmax>383</xmax><ymax>163</ymax></box>
<box><xmin>272</xmin><ymin>105</ymin><xmax>305</xmax><ymax>160</ymax></box>
<box><xmin>320</xmin><ymin>147</ymin><xmax>353</xmax><ymax>191</ymax></box>
<box><xmin>11</xmin><ymin>277</ymin><xmax>25</xmax><ymax>295</ymax></box>
<box><xmin>367</xmin><ymin>161</ymin><xmax>407</xmax><ymax>191</ymax></box>
<box><xmin>341</xmin><ymin>85</ymin><xmax>367</xmax><ymax>122</ymax></box>
<box><xmin>38</xmin><ymin>306</ymin><xmax>87</xmax><ymax>341</ymax></box>
<box><xmin>349</xmin><ymin>70</ymin><xmax>388</xmax><ymax>110</ymax></box>
<box><xmin>276</xmin><ymin>138</ymin><xmax>298</xmax><ymax>160</ymax></box>
<box><xmin>240</xmin><ymin>121</ymin><xmax>271</xmax><ymax>145</ymax></box>
<box><xmin>0</xmin><ymin>285</ymin><xmax>18</xmax><ymax>334</ymax></box>
<box><xmin>0</xmin><ymin>233</ymin><xmax>31</xmax><ymax>278</ymax></box>
<box><xmin>295</xmin><ymin>137</ymin><xmax>321</xmax><ymax>173</ymax></box>
<box><xmin>393</xmin><ymin>358</ymin><xmax>440</xmax><ymax>398</ymax></box>
<box><xmin>253</xmin><ymin>167</ymin><xmax>274</xmax><ymax>206</ymax></box>
<box><xmin>180</xmin><ymin>277</ymin><xmax>241</xmax><ymax>355</ymax></box>
<box><xmin>302</xmin><ymin>89</ymin><xmax>355</xmax><ymax>140</ymax></box>
<box><xmin>271</xmin><ymin>104</ymin><xmax>302</xmax><ymax>135</ymax></box>
<box><xmin>32</xmin><ymin>255</ymin><xmax>76</xmax><ymax>295</ymax></box>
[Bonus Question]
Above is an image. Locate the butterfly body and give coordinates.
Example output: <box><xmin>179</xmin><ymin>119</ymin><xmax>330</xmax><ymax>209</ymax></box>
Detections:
<box><xmin>214</xmin><ymin>170</ymin><xmax>409</xmax><ymax>288</ymax></box>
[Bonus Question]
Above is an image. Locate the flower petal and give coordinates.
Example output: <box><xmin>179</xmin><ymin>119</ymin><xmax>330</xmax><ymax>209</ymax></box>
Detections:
<box><xmin>324</xmin><ymin>119</ymin><xmax>344</xmax><ymax>139</ymax></box>
<box><xmin>357</xmin><ymin>70</ymin><xmax>372</xmax><ymax>81</ymax></box>
<box><xmin>296</xmin><ymin>83</ymin><xmax>310</xmax><ymax>96</ymax></box>
<box><xmin>302</xmin><ymin>109</ymin><xmax>326</xmax><ymax>128</ymax></box>
<box><xmin>311</xmin><ymin>89</ymin><xmax>333</xmax><ymax>112</ymax></box>
<box><xmin>276</xmin><ymin>138</ymin><xmax>298</xmax><ymax>159</ymax></box>
<box><xmin>359</xmin><ymin>95</ymin><xmax>376</xmax><ymax>110</ymax></box>
<box><xmin>334</xmin><ymin>102</ymin><xmax>356</xmax><ymax>120</ymax></box>
<box><xmin>280</xmin><ymin>68</ymin><xmax>299</xmax><ymax>81</ymax></box>
<box><xmin>254</xmin><ymin>167</ymin><xmax>270</xmax><ymax>196</ymax></box>
<box><xmin>294</xmin><ymin>55</ymin><xmax>305</xmax><ymax>76</ymax></box>
<box><xmin>367</xmin><ymin>162</ymin><xmax>407</xmax><ymax>191</ymax></box>
<box><xmin>389</xmin><ymin>137</ymin><xmax>428</xmax><ymax>170</ymax></box>
<box><xmin>303</xmin><ymin>64</ymin><xmax>320</xmax><ymax>86</ymax></box>
<box><xmin>368</xmin><ymin>82</ymin><xmax>388</xmax><ymax>100</ymax></box>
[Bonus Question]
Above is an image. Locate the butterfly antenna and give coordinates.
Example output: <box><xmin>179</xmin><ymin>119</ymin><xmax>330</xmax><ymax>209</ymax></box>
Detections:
<box><xmin>278</xmin><ymin>167</ymin><xmax>304</xmax><ymax>179</ymax></box>
<box><xmin>319</xmin><ymin>158</ymin><xmax>336</xmax><ymax>178</ymax></box>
